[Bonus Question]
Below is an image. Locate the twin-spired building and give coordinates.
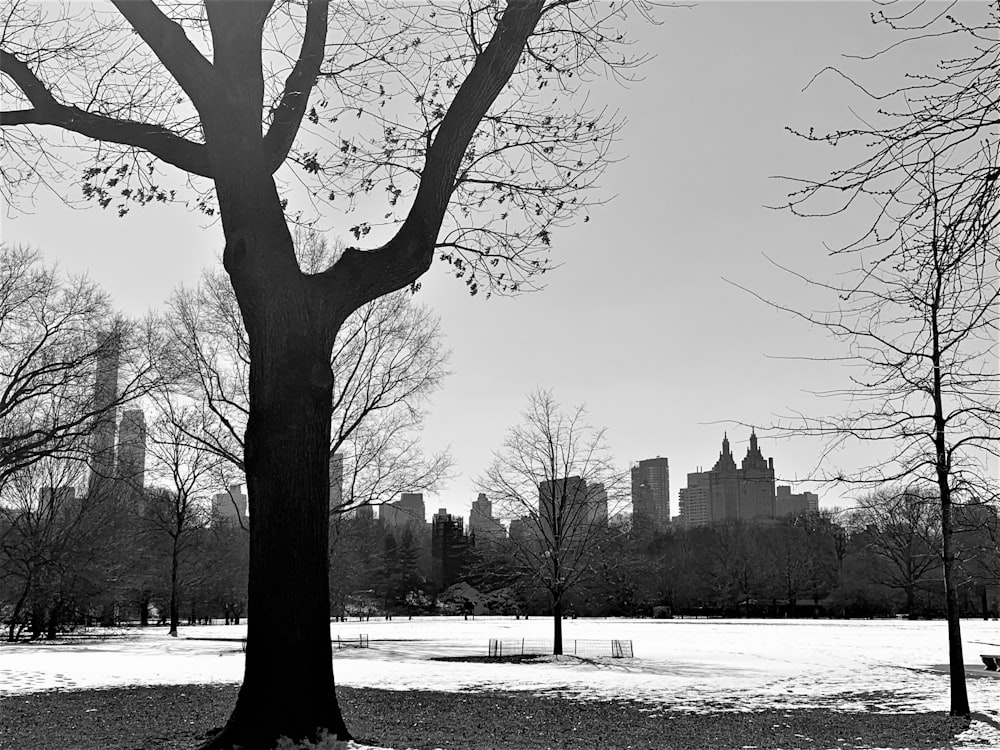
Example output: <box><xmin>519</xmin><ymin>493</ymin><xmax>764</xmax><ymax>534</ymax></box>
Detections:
<box><xmin>678</xmin><ymin>431</ymin><xmax>777</xmax><ymax>528</ymax></box>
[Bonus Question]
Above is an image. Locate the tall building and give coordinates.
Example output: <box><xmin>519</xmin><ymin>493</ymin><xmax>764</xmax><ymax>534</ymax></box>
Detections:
<box><xmin>740</xmin><ymin>431</ymin><xmax>776</xmax><ymax>519</ymax></box>
<box><xmin>508</xmin><ymin>515</ymin><xmax>536</xmax><ymax>544</ymax></box>
<box><xmin>380</xmin><ymin>492</ymin><xmax>426</xmax><ymax>531</ymax></box>
<box><xmin>631</xmin><ymin>457</ymin><xmax>670</xmax><ymax>533</ymax></box>
<box><xmin>329</xmin><ymin>452</ymin><xmax>344</xmax><ymax>511</ymax></box>
<box><xmin>115</xmin><ymin>409</ymin><xmax>146</xmax><ymax>504</ymax></box>
<box><xmin>469</xmin><ymin>493</ymin><xmax>505</xmax><ymax>546</ymax></box>
<box><xmin>212</xmin><ymin>484</ymin><xmax>248</xmax><ymax>527</ymax></box>
<box><xmin>775</xmin><ymin>486</ymin><xmax>819</xmax><ymax>517</ymax></box>
<box><xmin>678</xmin><ymin>431</ymin><xmax>776</xmax><ymax>528</ymax></box>
<box><xmin>88</xmin><ymin>331</ymin><xmax>119</xmax><ymax>499</ymax></box>
<box><xmin>431</xmin><ymin>508</ymin><xmax>466</xmax><ymax>588</ymax></box>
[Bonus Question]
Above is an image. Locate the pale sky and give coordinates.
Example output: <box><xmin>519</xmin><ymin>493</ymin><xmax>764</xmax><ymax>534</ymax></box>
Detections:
<box><xmin>2</xmin><ymin>2</ymin><xmax>977</xmax><ymax>523</ymax></box>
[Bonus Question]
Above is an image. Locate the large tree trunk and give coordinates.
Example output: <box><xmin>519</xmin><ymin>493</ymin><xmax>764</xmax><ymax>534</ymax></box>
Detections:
<box><xmin>202</xmin><ymin>217</ymin><xmax>349</xmax><ymax>746</ymax></box>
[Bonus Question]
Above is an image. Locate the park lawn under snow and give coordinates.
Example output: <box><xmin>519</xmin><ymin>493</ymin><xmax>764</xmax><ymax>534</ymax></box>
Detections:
<box><xmin>3</xmin><ymin>617</ymin><xmax>1000</xmax><ymax>748</ymax></box>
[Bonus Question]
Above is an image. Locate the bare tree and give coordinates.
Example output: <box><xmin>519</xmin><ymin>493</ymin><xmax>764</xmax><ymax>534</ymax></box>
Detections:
<box><xmin>0</xmin><ymin>245</ymin><xmax>147</xmax><ymax>490</ymax></box>
<box><xmin>774</xmin><ymin>3</ymin><xmax>1000</xmax><ymax>718</ymax></box>
<box><xmin>849</xmin><ymin>487</ymin><xmax>943</xmax><ymax>616</ymax></box>
<box><xmin>479</xmin><ymin>389</ymin><xmax>625</xmax><ymax>654</ymax></box>
<box><xmin>1</xmin><ymin>2</ymin><xmax>652</xmax><ymax>744</ymax></box>
<box><xmin>762</xmin><ymin>150</ymin><xmax>1000</xmax><ymax>716</ymax></box>
<box><xmin>783</xmin><ymin>2</ymin><xmax>998</xmax><ymax>255</ymax></box>
<box><xmin>142</xmin><ymin>399</ymin><xmax>223</xmax><ymax>637</ymax></box>
<box><xmin>0</xmin><ymin>454</ymin><xmax>114</xmax><ymax>640</ymax></box>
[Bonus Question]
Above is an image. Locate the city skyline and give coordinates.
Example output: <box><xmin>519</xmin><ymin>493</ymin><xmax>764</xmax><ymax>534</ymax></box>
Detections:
<box><xmin>3</xmin><ymin>3</ymin><xmax>981</xmax><ymax>524</ymax></box>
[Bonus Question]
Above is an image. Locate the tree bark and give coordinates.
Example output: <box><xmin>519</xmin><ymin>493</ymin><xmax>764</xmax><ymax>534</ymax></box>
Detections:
<box><xmin>206</xmin><ymin>310</ymin><xmax>349</xmax><ymax>747</ymax></box>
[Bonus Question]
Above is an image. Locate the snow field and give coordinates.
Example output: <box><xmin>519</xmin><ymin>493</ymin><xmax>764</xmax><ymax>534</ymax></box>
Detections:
<box><xmin>3</xmin><ymin>617</ymin><xmax>999</xmax><ymax>748</ymax></box>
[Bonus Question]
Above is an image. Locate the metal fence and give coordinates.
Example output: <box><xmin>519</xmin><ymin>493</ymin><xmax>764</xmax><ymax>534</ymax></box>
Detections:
<box><xmin>488</xmin><ymin>638</ymin><xmax>633</xmax><ymax>658</ymax></box>
<box><xmin>334</xmin><ymin>634</ymin><xmax>369</xmax><ymax>649</ymax></box>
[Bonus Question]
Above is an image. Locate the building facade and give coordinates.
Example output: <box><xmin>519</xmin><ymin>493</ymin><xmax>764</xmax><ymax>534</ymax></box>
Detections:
<box><xmin>631</xmin><ymin>457</ymin><xmax>670</xmax><ymax>533</ymax></box>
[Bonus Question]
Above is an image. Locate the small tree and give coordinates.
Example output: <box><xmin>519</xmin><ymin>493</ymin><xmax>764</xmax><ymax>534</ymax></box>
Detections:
<box><xmin>479</xmin><ymin>389</ymin><xmax>624</xmax><ymax>654</ymax></box>
<box><xmin>143</xmin><ymin>402</ymin><xmax>222</xmax><ymax>636</ymax></box>
<box><xmin>0</xmin><ymin>454</ymin><xmax>101</xmax><ymax>639</ymax></box>
<box><xmin>767</xmin><ymin>151</ymin><xmax>999</xmax><ymax>715</ymax></box>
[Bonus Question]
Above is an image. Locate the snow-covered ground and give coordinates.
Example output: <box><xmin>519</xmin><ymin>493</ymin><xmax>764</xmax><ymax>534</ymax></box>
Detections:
<box><xmin>3</xmin><ymin>617</ymin><xmax>1000</xmax><ymax>748</ymax></box>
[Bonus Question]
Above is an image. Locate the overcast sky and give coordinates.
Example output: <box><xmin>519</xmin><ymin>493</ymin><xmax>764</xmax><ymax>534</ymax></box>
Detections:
<box><xmin>2</xmin><ymin>1</ymin><xmax>980</xmax><ymax>523</ymax></box>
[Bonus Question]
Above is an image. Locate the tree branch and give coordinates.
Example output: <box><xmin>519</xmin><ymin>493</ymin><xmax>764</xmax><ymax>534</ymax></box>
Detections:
<box><xmin>110</xmin><ymin>0</ymin><xmax>218</xmax><ymax>110</ymax></box>
<box><xmin>264</xmin><ymin>0</ymin><xmax>329</xmax><ymax>173</ymax></box>
<box><xmin>0</xmin><ymin>50</ymin><xmax>212</xmax><ymax>177</ymax></box>
<box><xmin>328</xmin><ymin>0</ymin><xmax>545</xmax><ymax>308</ymax></box>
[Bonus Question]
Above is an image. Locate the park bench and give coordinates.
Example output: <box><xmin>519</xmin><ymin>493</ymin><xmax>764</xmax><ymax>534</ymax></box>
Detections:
<box><xmin>980</xmin><ymin>654</ymin><xmax>1000</xmax><ymax>671</ymax></box>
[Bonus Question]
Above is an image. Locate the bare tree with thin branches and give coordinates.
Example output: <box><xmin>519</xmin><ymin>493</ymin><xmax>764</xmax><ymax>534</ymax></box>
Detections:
<box><xmin>0</xmin><ymin>245</ymin><xmax>148</xmax><ymax>491</ymax></box>
<box><xmin>760</xmin><ymin>149</ymin><xmax>1000</xmax><ymax>716</ymax></box>
<box><xmin>479</xmin><ymin>389</ymin><xmax>625</xmax><ymax>655</ymax></box>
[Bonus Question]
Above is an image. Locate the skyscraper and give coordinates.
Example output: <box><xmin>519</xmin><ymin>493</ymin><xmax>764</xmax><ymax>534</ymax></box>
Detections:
<box><xmin>631</xmin><ymin>457</ymin><xmax>670</xmax><ymax>533</ymax></box>
<box><xmin>328</xmin><ymin>452</ymin><xmax>344</xmax><ymax>511</ymax></box>
<box><xmin>115</xmin><ymin>409</ymin><xmax>146</xmax><ymax>504</ymax></box>
<box><xmin>469</xmin><ymin>493</ymin><xmax>505</xmax><ymax>546</ymax></box>
<box><xmin>739</xmin><ymin>431</ymin><xmax>776</xmax><ymax>519</ymax></box>
<box><xmin>380</xmin><ymin>492</ymin><xmax>426</xmax><ymax>531</ymax></box>
<box><xmin>88</xmin><ymin>330</ymin><xmax>119</xmax><ymax>499</ymax></box>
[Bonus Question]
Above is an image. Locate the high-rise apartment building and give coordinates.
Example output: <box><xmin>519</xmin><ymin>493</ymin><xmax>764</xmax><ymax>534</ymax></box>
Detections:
<box><xmin>631</xmin><ymin>457</ymin><xmax>670</xmax><ymax>533</ymax></box>
<box><xmin>678</xmin><ymin>431</ymin><xmax>776</xmax><ymax>528</ymax></box>
<box><xmin>469</xmin><ymin>493</ymin><xmax>505</xmax><ymax>546</ymax></box>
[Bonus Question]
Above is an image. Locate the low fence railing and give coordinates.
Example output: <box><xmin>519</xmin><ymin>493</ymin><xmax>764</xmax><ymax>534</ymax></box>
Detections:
<box><xmin>236</xmin><ymin>634</ymin><xmax>370</xmax><ymax>652</ymax></box>
<box><xmin>334</xmin><ymin>634</ymin><xmax>369</xmax><ymax>649</ymax></box>
<box><xmin>488</xmin><ymin>638</ymin><xmax>633</xmax><ymax>658</ymax></box>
